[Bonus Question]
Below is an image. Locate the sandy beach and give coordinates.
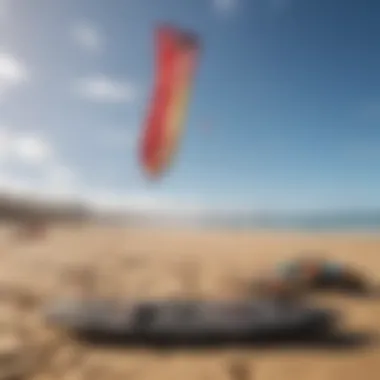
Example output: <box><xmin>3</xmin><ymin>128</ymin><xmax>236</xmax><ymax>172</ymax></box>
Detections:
<box><xmin>0</xmin><ymin>225</ymin><xmax>380</xmax><ymax>380</ymax></box>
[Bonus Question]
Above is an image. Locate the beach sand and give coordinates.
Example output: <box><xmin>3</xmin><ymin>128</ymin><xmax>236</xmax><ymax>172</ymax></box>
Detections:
<box><xmin>0</xmin><ymin>225</ymin><xmax>379</xmax><ymax>380</ymax></box>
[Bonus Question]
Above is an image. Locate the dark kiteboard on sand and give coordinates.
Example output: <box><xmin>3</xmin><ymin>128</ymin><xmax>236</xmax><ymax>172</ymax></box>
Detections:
<box><xmin>44</xmin><ymin>298</ymin><xmax>339</xmax><ymax>346</ymax></box>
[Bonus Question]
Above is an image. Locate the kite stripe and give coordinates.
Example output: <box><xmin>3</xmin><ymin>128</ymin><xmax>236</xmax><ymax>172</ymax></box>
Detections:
<box><xmin>140</xmin><ymin>25</ymin><xmax>200</xmax><ymax>178</ymax></box>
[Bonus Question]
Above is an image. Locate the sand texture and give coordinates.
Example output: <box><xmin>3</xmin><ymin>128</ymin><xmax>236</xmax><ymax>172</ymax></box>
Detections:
<box><xmin>0</xmin><ymin>226</ymin><xmax>379</xmax><ymax>380</ymax></box>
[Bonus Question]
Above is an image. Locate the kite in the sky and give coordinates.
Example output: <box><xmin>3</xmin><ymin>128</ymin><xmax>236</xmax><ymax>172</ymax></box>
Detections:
<box><xmin>139</xmin><ymin>24</ymin><xmax>200</xmax><ymax>179</ymax></box>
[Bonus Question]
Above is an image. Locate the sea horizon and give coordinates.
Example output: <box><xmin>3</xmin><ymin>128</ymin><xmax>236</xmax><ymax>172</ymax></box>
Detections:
<box><xmin>122</xmin><ymin>209</ymin><xmax>380</xmax><ymax>232</ymax></box>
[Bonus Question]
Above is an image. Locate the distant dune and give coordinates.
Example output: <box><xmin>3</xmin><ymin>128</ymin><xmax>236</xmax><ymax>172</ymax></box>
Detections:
<box><xmin>0</xmin><ymin>193</ymin><xmax>91</xmax><ymax>223</ymax></box>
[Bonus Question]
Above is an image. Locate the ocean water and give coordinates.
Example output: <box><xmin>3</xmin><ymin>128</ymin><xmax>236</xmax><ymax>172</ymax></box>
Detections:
<box><xmin>200</xmin><ymin>212</ymin><xmax>380</xmax><ymax>232</ymax></box>
<box><xmin>125</xmin><ymin>211</ymin><xmax>380</xmax><ymax>232</ymax></box>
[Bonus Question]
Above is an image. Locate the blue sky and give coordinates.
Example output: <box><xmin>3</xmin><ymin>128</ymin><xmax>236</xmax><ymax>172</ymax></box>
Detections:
<box><xmin>0</xmin><ymin>0</ymin><xmax>379</xmax><ymax>214</ymax></box>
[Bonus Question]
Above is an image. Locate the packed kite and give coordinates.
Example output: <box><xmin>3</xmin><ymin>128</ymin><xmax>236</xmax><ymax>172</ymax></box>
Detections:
<box><xmin>139</xmin><ymin>24</ymin><xmax>200</xmax><ymax>179</ymax></box>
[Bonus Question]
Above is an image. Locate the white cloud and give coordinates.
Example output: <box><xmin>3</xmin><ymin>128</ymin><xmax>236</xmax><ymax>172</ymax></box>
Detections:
<box><xmin>82</xmin><ymin>192</ymin><xmax>271</xmax><ymax>227</ymax></box>
<box><xmin>12</xmin><ymin>134</ymin><xmax>52</xmax><ymax>164</ymax></box>
<box><xmin>74</xmin><ymin>75</ymin><xmax>137</xmax><ymax>103</ymax></box>
<box><xmin>0</xmin><ymin>53</ymin><xmax>28</xmax><ymax>97</ymax></box>
<box><xmin>0</xmin><ymin>131</ymin><xmax>250</xmax><ymax>217</ymax></box>
<box><xmin>0</xmin><ymin>130</ymin><xmax>54</xmax><ymax>169</ymax></box>
<box><xmin>0</xmin><ymin>157</ymin><xmax>255</xmax><ymax>218</ymax></box>
<box><xmin>0</xmin><ymin>162</ymin><xmax>80</xmax><ymax>205</ymax></box>
<box><xmin>0</xmin><ymin>172</ymin><xmax>81</xmax><ymax>204</ymax></box>
<box><xmin>71</xmin><ymin>20</ymin><xmax>103</xmax><ymax>53</ymax></box>
<box><xmin>0</xmin><ymin>128</ymin><xmax>77</xmax><ymax>195</ymax></box>
<box><xmin>43</xmin><ymin>163</ymin><xmax>78</xmax><ymax>197</ymax></box>
<box><xmin>0</xmin><ymin>127</ymin><xmax>11</xmax><ymax>160</ymax></box>
<box><xmin>86</xmin><ymin>190</ymin><xmax>207</xmax><ymax>215</ymax></box>
<box><xmin>49</xmin><ymin>164</ymin><xmax>75</xmax><ymax>184</ymax></box>
<box><xmin>212</xmin><ymin>0</ymin><xmax>238</xmax><ymax>13</ymax></box>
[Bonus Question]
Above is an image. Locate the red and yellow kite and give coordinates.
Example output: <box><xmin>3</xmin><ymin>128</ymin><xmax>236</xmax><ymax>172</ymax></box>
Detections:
<box><xmin>139</xmin><ymin>25</ymin><xmax>200</xmax><ymax>179</ymax></box>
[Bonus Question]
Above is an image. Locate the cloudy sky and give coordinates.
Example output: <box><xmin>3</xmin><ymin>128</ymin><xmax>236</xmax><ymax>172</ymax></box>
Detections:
<box><xmin>0</xmin><ymin>0</ymin><xmax>379</xmax><ymax>214</ymax></box>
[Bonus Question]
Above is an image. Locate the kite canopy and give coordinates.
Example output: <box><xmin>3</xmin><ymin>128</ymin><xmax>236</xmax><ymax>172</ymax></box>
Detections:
<box><xmin>139</xmin><ymin>24</ymin><xmax>200</xmax><ymax>179</ymax></box>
